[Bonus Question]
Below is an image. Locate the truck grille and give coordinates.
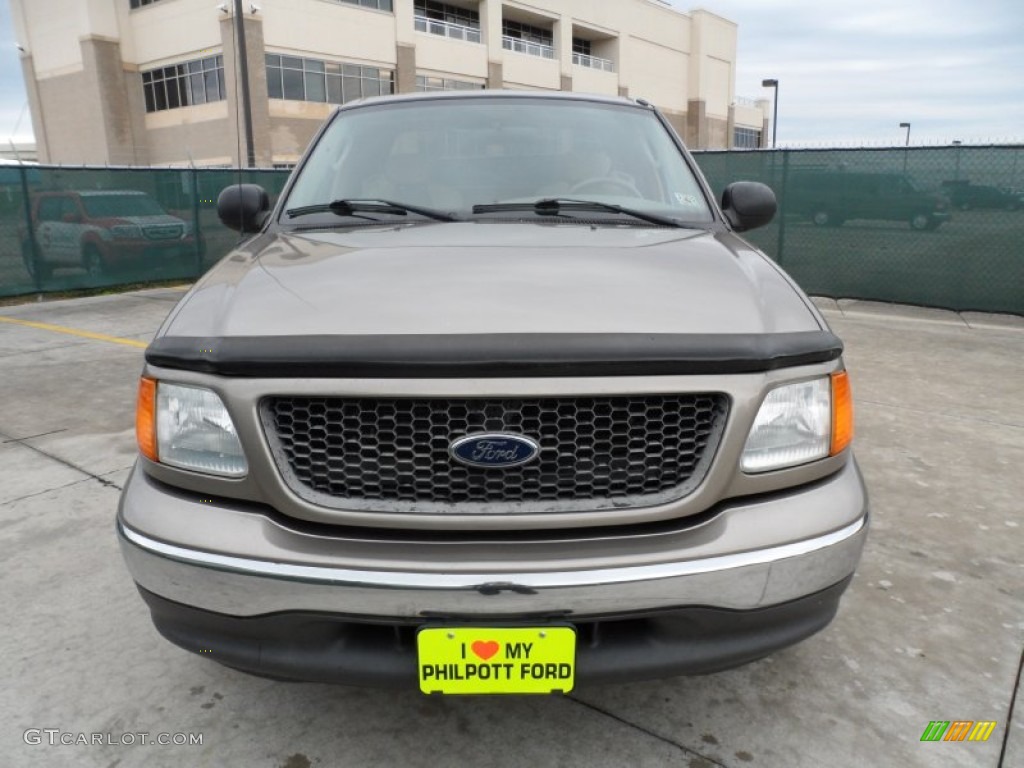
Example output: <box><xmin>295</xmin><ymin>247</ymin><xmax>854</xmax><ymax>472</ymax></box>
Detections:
<box><xmin>143</xmin><ymin>224</ymin><xmax>183</xmax><ymax>240</ymax></box>
<box><xmin>261</xmin><ymin>394</ymin><xmax>728</xmax><ymax>514</ymax></box>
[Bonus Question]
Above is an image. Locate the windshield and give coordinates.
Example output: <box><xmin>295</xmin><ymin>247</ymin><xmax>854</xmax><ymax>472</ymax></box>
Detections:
<box><xmin>283</xmin><ymin>97</ymin><xmax>714</xmax><ymax>223</ymax></box>
<box><xmin>81</xmin><ymin>194</ymin><xmax>167</xmax><ymax>218</ymax></box>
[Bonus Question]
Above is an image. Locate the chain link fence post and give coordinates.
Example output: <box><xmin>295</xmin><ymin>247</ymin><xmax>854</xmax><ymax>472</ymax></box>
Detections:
<box><xmin>775</xmin><ymin>150</ymin><xmax>790</xmax><ymax>267</ymax></box>
<box><xmin>17</xmin><ymin>164</ymin><xmax>42</xmax><ymax>293</ymax></box>
<box><xmin>191</xmin><ymin>168</ymin><xmax>202</xmax><ymax>279</ymax></box>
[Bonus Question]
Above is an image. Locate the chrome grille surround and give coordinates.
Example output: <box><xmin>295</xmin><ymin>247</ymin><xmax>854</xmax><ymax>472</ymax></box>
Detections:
<box><xmin>260</xmin><ymin>394</ymin><xmax>729</xmax><ymax>514</ymax></box>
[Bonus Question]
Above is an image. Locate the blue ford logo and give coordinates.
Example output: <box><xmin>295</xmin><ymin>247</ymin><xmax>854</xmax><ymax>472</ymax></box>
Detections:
<box><xmin>449</xmin><ymin>433</ymin><xmax>540</xmax><ymax>469</ymax></box>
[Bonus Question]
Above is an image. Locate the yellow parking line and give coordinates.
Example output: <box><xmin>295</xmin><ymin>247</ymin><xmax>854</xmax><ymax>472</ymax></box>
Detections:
<box><xmin>0</xmin><ymin>316</ymin><xmax>149</xmax><ymax>349</ymax></box>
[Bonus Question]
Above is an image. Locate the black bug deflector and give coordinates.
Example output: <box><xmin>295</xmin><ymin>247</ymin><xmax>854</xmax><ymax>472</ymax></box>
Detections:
<box><xmin>145</xmin><ymin>331</ymin><xmax>843</xmax><ymax>378</ymax></box>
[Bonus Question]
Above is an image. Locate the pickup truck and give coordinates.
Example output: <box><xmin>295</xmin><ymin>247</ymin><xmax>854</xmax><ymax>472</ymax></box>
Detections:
<box><xmin>118</xmin><ymin>91</ymin><xmax>868</xmax><ymax>694</ymax></box>
<box><xmin>21</xmin><ymin>189</ymin><xmax>200</xmax><ymax>282</ymax></box>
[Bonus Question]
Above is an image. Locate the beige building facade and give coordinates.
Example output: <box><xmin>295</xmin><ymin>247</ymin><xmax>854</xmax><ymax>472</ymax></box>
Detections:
<box><xmin>12</xmin><ymin>0</ymin><xmax>770</xmax><ymax>166</ymax></box>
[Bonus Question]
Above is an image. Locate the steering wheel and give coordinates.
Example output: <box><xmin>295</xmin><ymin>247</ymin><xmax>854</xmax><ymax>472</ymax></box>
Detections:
<box><xmin>569</xmin><ymin>176</ymin><xmax>642</xmax><ymax>196</ymax></box>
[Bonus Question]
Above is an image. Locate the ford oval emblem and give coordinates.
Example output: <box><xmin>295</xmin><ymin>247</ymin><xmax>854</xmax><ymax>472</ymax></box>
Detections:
<box><xmin>449</xmin><ymin>433</ymin><xmax>540</xmax><ymax>469</ymax></box>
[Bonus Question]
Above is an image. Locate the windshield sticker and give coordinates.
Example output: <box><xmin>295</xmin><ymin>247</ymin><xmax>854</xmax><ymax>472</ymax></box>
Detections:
<box><xmin>674</xmin><ymin>193</ymin><xmax>700</xmax><ymax>207</ymax></box>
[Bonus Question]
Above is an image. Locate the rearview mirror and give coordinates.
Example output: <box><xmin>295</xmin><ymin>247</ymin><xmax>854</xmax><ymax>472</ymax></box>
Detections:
<box><xmin>217</xmin><ymin>184</ymin><xmax>270</xmax><ymax>233</ymax></box>
<box><xmin>721</xmin><ymin>181</ymin><xmax>777</xmax><ymax>232</ymax></box>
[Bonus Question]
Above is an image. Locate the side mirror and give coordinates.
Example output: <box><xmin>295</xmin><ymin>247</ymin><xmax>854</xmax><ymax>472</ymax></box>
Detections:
<box><xmin>217</xmin><ymin>184</ymin><xmax>270</xmax><ymax>233</ymax></box>
<box><xmin>721</xmin><ymin>181</ymin><xmax>777</xmax><ymax>232</ymax></box>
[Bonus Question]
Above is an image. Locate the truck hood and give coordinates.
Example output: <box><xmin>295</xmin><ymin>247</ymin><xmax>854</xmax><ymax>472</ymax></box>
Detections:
<box><xmin>161</xmin><ymin>222</ymin><xmax>820</xmax><ymax>339</ymax></box>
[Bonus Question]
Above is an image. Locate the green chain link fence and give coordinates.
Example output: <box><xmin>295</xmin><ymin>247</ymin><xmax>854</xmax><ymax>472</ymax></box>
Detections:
<box><xmin>695</xmin><ymin>146</ymin><xmax>1024</xmax><ymax>315</ymax></box>
<box><xmin>2</xmin><ymin>148</ymin><xmax>1022</xmax><ymax>314</ymax></box>
<box><xmin>0</xmin><ymin>166</ymin><xmax>288</xmax><ymax>298</ymax></box>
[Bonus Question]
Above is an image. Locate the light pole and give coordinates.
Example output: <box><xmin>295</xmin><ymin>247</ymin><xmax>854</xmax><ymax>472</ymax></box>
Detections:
<box><xmin>897</xmin><ymin>122</ymin><xmax>913</xmax><ymax>174</ymax></box>
<box><xmin>232</xmin><ymin>0</ymin><xmax>256</xmax><ymax>167</ymax></box>
<box><xmin>762</xmin><ymin>79</ymin><xmax>779</xmax><ymax>148</ymax></box>
<box><xmin>899</xmin><ymin>122</ymin><xmax>911</xmax><ymax>147</ymax></box>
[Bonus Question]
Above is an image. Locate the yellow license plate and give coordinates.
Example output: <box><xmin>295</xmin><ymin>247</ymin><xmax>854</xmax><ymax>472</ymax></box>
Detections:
<box><xmin>417</xmin><ymin>627</ymin><xmax>576</xmax><ymax>695</ymax></box>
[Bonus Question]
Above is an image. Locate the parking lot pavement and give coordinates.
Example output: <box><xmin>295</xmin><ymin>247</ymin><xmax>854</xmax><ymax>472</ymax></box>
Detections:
<box><xmin>2</xmin><ymin>289</ymin><xmax>1021</xmax><ymax>768</ymax></box>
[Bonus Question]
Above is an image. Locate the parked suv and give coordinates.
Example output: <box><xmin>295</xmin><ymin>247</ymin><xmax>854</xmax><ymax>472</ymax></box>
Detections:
<box><xmin>21</xmin><ymin>190</ymin><xmax>199</xmax><ymax>281</ymax></box>
<box><xmin>119</xmin><ymin>92</ymin><xmax>868</xmax><ymax>693</ymax></box>
<box><xmin>788</xmin><ymin>169</ymin><xmax>950</xmax><ymax>230</ymax></box>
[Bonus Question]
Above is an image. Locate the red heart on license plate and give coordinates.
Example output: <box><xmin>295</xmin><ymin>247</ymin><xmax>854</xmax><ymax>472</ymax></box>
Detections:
<box><xmin>471</xmin><ymin>640</ymin><xmax>500</xmax><ymax>660</ymax></box>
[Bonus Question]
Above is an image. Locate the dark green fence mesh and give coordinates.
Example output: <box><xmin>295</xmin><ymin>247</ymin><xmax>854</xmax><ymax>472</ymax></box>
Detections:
<box><xmin>0</xmin><ymin>166</ymin><xmax>288</xmax><ymax>298</ymax></box>
<box><xmin>695</xmin><ymin>146</ymin><xmax>1024</xmax><ymax>315</ymax></box>
<box><xmin>2</xmin><ymin>149</ymin><xmax>1022</xmax><ymax>315</ymax></box>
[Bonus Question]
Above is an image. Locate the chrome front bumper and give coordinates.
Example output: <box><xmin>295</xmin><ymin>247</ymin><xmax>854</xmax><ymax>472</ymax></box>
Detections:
<box><xmin>118</xmin><ymin>460</ymin><xmax>869</xmax><ymax>620</ymax></box>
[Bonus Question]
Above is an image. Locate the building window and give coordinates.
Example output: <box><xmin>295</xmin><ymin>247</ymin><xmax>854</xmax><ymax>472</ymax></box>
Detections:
<box><xmin>503</xmin><ymin>20</ymin><xmax>553</xmax><ymax>47</ymax></box>
<box><xmin>142</xmin><ymin>56</ymin><xmax>225</xmax><ymax>113</ymax></box>
<box><xmin>331</xmin><ymin>0</ymin><xmax>393</xmax><ymax>11</ymax></box>
<box><xmin>266</xmin><ymin>55</ymin><xmax>394</xmax><ymax>104</ymax></box>
<box><xmin>415</xmin><ymin>75</ymin><xmax>485</xmax><ymax>92</ymax></box>
<box><xmin>414</xmin><ymin>0</ymin><xmax>481</xmax><ymax>42</ymax></box>
<box><xmin>733</xmin><ymin>127</ymin><xmax>762</xmax><ymax>149</ymax></box>
<box><xmin>572</xmin><ymin>38</ymin><xmax>591</xmax><ymax>56</ymax></box>
<box><xmin>502</xmin><ymin>20</ymin><xmax>555</xmax><ymax>59</ymax></box>
<box><xmin>415</xmin><ymin>1</ymin><xmax>479</xmax><ymax>29</ymax></box>
<box><xmin>130</xmin><ymin>0</ymin><xmax>164</xmax><ymax>8</ymax></box>
<box><xmin>571</xmin><ymin>37</ymin><xmax>614</xmax><ymax>71</ymax></box>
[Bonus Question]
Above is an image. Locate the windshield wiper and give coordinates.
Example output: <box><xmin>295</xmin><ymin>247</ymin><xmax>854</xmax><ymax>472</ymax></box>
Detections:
<box><xmin>286</xmin><ymin>199</ymin><xmax>458</xmax><ymax>222</ymax></box>
<box><xmin>472</xmin><ymin>198</ymin><xmax>691</xmax><ymax>228</ymax></box>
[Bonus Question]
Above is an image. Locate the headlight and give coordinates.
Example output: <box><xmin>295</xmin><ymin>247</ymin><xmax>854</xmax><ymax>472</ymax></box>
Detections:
<box><xmin>136</xmin><ymin>378</ymin><xmax>248</xmax><ymax>477</ymax></box>
<box><xmin>110</xmin><ymin>224</ymin><xmax>143</xmax><ymax>240</ymax></box>
<box><xmin>741</xmin><ymin>372</ymin><xmax>853</xmax><ymax>473</ymax></box>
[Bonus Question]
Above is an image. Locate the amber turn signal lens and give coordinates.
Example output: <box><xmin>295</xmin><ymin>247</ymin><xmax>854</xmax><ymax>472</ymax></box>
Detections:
<box><xmin>136</xmin><ymin>377</ymin><xmax>158</xmax><ymax>462</ymax></box>
<box><xmin>830</xmin><ymin>371</ymin><xmax>853</xmax><ymax>456</ymax></box>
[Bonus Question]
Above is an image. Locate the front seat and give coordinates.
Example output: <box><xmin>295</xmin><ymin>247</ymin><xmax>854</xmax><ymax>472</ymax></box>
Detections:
<box><xmin>363</xmin><ymin>152</ymin><xmax>462</xmax><ymax>210</ymax></box>
<box><xmin>539</xmin><ymin>143</ymin><xmax>614</xmax><ymax>197</ymax></box>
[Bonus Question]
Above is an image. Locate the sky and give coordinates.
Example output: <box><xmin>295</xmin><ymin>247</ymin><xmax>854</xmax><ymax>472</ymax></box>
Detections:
<box><xmin>0</xmin><ymin>0</ymin><xmax>29</xmax><ymax>144</ymax></box>
<box><xmin>673</xmin><ymin>0</ymin><xmax>1024</xmax><ymax>146</ymax></box>
<box><xmin>0</xmin><ymin>0</ymin><xmax>1022</xmax><ymax>147</ymax></box>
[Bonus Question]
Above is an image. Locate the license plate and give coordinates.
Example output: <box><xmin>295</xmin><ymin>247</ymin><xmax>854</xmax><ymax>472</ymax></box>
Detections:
<box><xmin>417</xmin><ymin>627</ymin><xmax>576</xmax><ymax>695</ymax></box>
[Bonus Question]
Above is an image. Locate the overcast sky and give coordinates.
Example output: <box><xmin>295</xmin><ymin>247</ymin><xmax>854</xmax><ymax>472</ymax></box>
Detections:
<box><xmin>1</xmin><ymin>0</ymin><xmax>1022</xmax><ymax>147</ymax></box>
<box><xmin>677</xmin><ymin>0</ymin><xmax>1024</xmax><ymax>146</ymax></box>
<box><xmin>0</xmin><ymin>0</ymin><xmax>28</xmax><ymax>144</ymax></box>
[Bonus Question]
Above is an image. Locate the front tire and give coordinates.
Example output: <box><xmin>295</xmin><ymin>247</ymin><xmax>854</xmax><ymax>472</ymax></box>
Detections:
<box><xmin>82</xmin><ymin>245</ymin><xmax>106</xmax><ymax>280</ymax></box>
<box><xmin>812</xmin><ymin>210</ymin><xmax>841</xmax><ymax>227</ymax></box>
<box><xmin>910</xmin><ymin>213</ymin><xmax>935</xmax><ymax>231</ymax></box>
<box><xmin>22</xmin><ymin>239</ymin><xmax>52</xmax><ymax>282</ymax></box>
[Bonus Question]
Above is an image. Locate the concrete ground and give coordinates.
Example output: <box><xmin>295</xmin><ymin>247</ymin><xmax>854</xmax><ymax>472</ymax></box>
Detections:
<box><xmin>1</xmin><ymin>288</ymin><xmax>1021</xmax><ymax>768</ymax></box>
